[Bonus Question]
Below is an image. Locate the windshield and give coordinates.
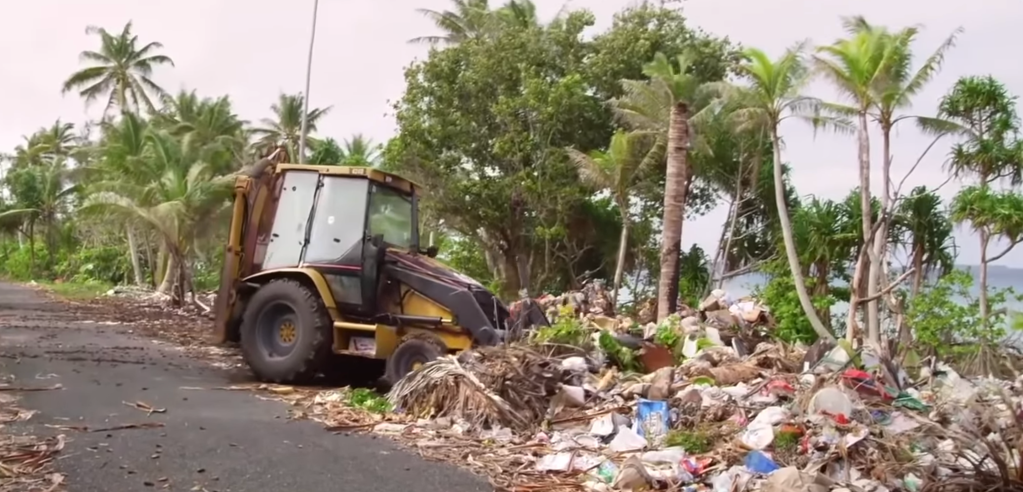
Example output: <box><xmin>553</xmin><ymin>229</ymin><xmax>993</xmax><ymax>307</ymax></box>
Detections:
<box><xmin>367</xmin><ymin>183</ymin><xmax>415</xmax><ymax>249</ymax></box>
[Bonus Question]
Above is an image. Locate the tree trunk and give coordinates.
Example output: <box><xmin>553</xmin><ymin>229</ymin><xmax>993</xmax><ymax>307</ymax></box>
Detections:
<box><xmin>144</xmin><ymin>235</ymin><xmax>156</xmax><ymax>287</ymax></box>
<box><xmin>612</xmin><ymin>212</ymin><xmax>630</xmax><ymax>308</ymax></box>
<box><xmin>656</xmin><ymin>102</ymin><xmax>690</xmax><ymax>322</ymax></box>
<box><xmin>771</xmin><ymin>126</ymin><xmax>833</xmax><ymax>342</ymax></box>
<box><xmin>710</xmin><ymin>208</ymin><xmax>730</xmax><ymax>291</ymax></box>
<box><xmin>44</xmin><ymin>219</ymin><xmax>56</xmax><ymax>271</ymax></box>
<box><xmin>911</xmin><ymin>245</ymin><xmax>925</xmax><ymax>297</ymax></box>
<box><xmin>118</xmin><ymin>85</ymin><xmax>128</xmax><ymax>113</ymax></box>
<box><xmin>127</xmin><ymin>226</ymin><xmax>144</xmax><ymax>286</ymax></box>
<box><xmin>855</xmin><ymin>111</ymin><xmax>881</xmax><ymax>347</ymax></box>
<box><xmin>28</xmin><ymin>221</ymin><xmax>35</xmax><ymax>279</ymax></box>
<box><xmin>869</xmin><ymin>125</ymin><xmax>894</xmax><ymax>344</ymax></box>
<box><xmin>498</xmin><ymin>248</ymin><xmax>522</xmax><ymax>298</ymax></box>
<box><xmin>899</xmin><ymin>245</ymin><xmax>925</xmax><ymax>348</ymax></box>
<box><xmin>515</xmin><ymin>250</ymin><xmax>531</xmax><ymax>297</ymax></box>
<box><xmin>846</xmin><ymin>246</ymin><xmax>866</xmax><ymax>343</ymax></box>
<box><xmin>715</xmin><ymin>168</ymin><xmax>745</xmax><ymax>290</ymax></box>
<box><xmin>157</xmin><ymin>253</ymin><xmax>177</xmax><ymax>294</ymax></box>
<box><xmin>980</xmin><ymin>230</ymin><xmax>990</xmax><ymax>325</ymax></box>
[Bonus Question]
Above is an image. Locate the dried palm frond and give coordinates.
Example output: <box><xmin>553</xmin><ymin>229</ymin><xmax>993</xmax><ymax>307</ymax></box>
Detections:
<box><xmin>388</xmin><ymin>345</ymin><xmax>567</xmax><ymax>432</ymax></box>
<box><xmin>0</xmin><ymin>433</ymin><xmax>66</xmax><ymax>491</ymax></box>
<box><xmin>921</xmin><ymin>390</ymin><xmax>1023</xmax><ymax>492</ymax></box>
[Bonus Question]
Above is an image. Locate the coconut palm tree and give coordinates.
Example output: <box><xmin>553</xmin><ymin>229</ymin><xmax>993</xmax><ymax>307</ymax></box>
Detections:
<box><xmin>32</xmin><ymin>121</ymin><xmax>79</xmax><ymax>159</ymax></box>
<box><xmin>61</xmin><ymin>21</ymin><xmax>174</xmax><ymax>116</ymax></box>
<box><xmin>813</xmin><ymin>25</ymin><xmax>900</xmax><ymax>346</ymax></box>
<box><xmin>83</xmin><ymin>130</ymin><xmax>233</xmax><ymax>302</ymax></box>
<box><xmin>726</xmin><ymin>44</ymin><xmax>850</xmax><ymax>342</ymax></box>
<box><xmin>157</xmin><ymin>90</ymin><xmax>248</xmax><ymax>173</ymax></box>
<box><xmin>251</xmin><ymin>93</ymin><xmax>331</xmax><ymax>162</ymax></box>
<box><xmin>9</xmin><ymin>122</ymin><xmax>80</xmax><ymax>170</ymax></box>
<box><xmin>611</xmin><ymin>51</ymin><xmax>718</xmax><ymax>321</ymax></box>
<box><xmin>309</xmin><ymin>138</ymin><xmax>345</xmax><ymax>165</ymax></box>
<box><xmin>695</xmin><ymin>98</ymin><xmax>787</xmax><ymax>288</ymax></box>
<box><xmin>85</xmin><ymin>112</ymin><xmax>153</xmax><ymax>285</ymax></box>
<box><xmin>567</xmin><ymin>130</ymin><xmax>651</xmax><ymax>307</ymax></box>
<box><xmin>824</xmin><ymin>17</ymin><xmax>963</xmax><ymax>346</ymax></box>
<box><xmin>409</xmin><ymin>0</ymin><xmax>494</xmax><ymax>45</ymax></box>
<box><xmin>0</xmin><ymin>157</ymin><xmax>78</xmax><ymax>272</ymax></box>
<box><xmin>496</xmin><ymin>0</ymin><xmax>539</xmax><ymax>28</ymax></box>
<box><xmin>339</xmin><ymin>134</ymin><xmax>382</xmax><ymax>166</ymax></box>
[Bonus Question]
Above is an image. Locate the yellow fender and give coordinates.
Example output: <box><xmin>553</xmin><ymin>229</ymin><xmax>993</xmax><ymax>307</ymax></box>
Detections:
<box><xmin>241</xmin><ymin>267</ymin><xmax>341</xmax><ymax>320</ymax></box>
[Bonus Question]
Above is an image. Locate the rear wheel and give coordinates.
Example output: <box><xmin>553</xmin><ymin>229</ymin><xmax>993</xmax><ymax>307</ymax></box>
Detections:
<box><xmin>240</xmin><ymin>279</ymin><xmax>333</xmax><ymax>384</ymax></box>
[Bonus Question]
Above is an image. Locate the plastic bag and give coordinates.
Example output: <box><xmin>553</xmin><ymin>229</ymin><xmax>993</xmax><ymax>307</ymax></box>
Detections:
<box><xmin>637</xmin><ymin>399</ymin><xmax>671</xmax><ymax>446</ymax></box>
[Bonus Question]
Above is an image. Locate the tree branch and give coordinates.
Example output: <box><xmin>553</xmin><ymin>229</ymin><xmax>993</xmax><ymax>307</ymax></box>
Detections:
<box><xmin>859</xmin><ymin>267</ymin><xmax>915</xmax><ymax>304</ymax></box>
<box><xmin>986</xmin><ymin>238</ymin><xmax>1023</xmax><ymax>264</ymax></box>
<box><xmin>719</xmin><ymin>260</ymin><xmax>769</xmax><ymax>281</ymax></box>
<box><xmin>893</xmin><ymin>133</ymin><xmax>945</xmax><ymax>201</ymax></box>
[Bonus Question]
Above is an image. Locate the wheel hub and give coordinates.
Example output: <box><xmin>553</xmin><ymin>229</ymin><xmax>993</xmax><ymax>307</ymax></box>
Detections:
<box><xmin>278</xmin><ymin>321</ymin><xmax>297</xmax><ymax>345</ymax></box>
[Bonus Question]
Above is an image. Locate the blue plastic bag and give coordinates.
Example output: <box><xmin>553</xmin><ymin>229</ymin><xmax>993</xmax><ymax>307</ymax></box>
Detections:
<box><xmin>744</xmin><ymin>450</ymin><xmax>780</xmax><ymax>474</ymax></box>
<box><xmin>636</xmin><ymin>398</ymin><xmax>670</xmax><ymax>445</ymax></box>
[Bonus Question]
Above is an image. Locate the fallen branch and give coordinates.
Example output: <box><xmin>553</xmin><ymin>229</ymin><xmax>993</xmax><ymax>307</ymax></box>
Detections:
<box><xmin>0</xmin><ymin>384</ymin><xmax>62</xmax><ymax>392</ymax></box>
<box><xmin>45</xmin><ymin>422</ymin><xmax>165</xmax><ymax>433</ymax></box>
<box><xmin>122</xmin><ymin>400</ymin><xmax>167</xmax><ymax>415</ymax></box>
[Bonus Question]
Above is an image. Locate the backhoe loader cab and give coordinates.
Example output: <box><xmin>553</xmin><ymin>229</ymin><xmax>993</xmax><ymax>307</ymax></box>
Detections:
<box><xmin>212</xmin><ymin>159</ymin><xmax>544</xmax><ymax>385</ymax></box>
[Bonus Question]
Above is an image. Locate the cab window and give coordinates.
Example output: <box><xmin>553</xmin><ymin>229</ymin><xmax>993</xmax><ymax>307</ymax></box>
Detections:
<box><xmin>367</xmin><ymin>184</ymin><xmax>413</xmax><ymax>249</ymax></box>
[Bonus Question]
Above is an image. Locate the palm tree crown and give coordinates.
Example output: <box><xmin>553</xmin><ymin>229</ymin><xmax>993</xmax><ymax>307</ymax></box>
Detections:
<box><xmin>62</xmin><ymin>21</ymin><xmax>175</xmax><ymax>116</ymax></box>
<box><xmin>251</xmin><ymin>93</ymin><xmax>332</xmax><ymax>161</ymax></box>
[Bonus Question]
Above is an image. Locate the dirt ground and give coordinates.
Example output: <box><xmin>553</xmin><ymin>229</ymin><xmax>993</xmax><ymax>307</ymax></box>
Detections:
<box><xmin>0</xmin><ymin>282</ymin><xmax>489</xmax><ymax>492</ymax></box>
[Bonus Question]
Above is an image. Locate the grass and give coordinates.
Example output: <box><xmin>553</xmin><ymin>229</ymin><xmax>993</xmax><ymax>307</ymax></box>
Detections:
<box><xmin>773</xmin><ymin>429</ymin><xmax>801</xmax><ymax>451</ymax></box>
<box><xmin>37</xmin><ymin>280</ymin><xmax>112</xmax><ymax>301</ymax></box>
<box><xmin>347</xmin><ymin>388</ymin><xmax>392</xmax><ymax>414</ymax></box>
<box><xmin>665</xmin><ymin>429</ymin><xmax>712</xmax><ymax>454</ymax></box>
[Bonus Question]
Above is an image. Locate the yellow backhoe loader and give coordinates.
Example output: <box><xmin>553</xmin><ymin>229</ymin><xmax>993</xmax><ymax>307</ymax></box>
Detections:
<box><xmin>212</xmin><ymin>150</ymin><xmax>548</xmax><ymax>384</ymax></box>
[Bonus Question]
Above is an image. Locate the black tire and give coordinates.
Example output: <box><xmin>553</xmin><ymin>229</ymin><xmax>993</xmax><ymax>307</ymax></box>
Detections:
<box><xmin>240</xmin><ymin>279</ymin><xmax>333</xmax><ymax>384</ymax></box>
<box><xmin>384</xmin><ymin>337</ymin><xmax>445</xmax><ymax>385</ymax></box>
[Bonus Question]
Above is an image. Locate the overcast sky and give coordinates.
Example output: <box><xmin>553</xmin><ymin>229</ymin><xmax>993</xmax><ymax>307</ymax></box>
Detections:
<box><xmin>1</xmin><ymin>0</ymin><xmax>1021</xmax><ymax>267</ymax></box>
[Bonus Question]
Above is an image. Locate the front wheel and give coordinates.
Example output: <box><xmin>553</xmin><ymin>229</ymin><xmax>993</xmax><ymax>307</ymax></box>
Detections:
<box><xmin>240</xmin><ymin>279</ymin><xmax>333</xmax><ymax>384</ymax></box>
<box><xmin>384</xmin><ymin>336</ymin><xmax>445</xmax><ymax>386</ymax></box>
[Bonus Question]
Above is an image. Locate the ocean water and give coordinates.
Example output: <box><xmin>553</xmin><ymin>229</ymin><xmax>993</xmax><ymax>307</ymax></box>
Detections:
<box><xmin>718</xmin><ymin>265</ymin><xmax>1023</xmax><ymax>331</ymax></box>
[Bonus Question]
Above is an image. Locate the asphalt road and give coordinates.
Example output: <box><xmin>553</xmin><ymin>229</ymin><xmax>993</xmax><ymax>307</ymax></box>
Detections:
<box><xmin>0</xmin><ymin>282</ymin><xmax>489</xmax><ymax>492</ymax></box>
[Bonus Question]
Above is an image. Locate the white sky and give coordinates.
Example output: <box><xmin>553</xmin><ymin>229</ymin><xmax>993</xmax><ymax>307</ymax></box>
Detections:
<box><xmin>1</xmin><ymin>0</ymin><xmax>1021</xmax><ymax>267</ymax></box>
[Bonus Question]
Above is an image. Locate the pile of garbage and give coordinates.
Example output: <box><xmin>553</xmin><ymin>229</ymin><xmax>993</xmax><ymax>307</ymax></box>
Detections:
<box><xmin>255</xmin><ymin>284</ymin><xmax>1023</xmax><ymax>492</ymax></box>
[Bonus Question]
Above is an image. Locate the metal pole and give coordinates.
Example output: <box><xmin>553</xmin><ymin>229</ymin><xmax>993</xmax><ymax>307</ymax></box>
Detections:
<box><xmin>297</xmin><ymin>0</ymin><xmax>320</xmax><ymax>164</ymax></box>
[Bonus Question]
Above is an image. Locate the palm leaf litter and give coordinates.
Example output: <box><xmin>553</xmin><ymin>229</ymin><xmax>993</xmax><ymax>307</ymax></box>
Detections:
<box><xmin>388</xmin><ymin>345</ymin><xmax>568</xmax><ymax>432</ymax></box>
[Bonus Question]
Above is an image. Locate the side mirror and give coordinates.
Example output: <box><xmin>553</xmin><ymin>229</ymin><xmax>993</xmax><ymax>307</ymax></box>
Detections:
<box><xmin>425</xmin><ymin>245</ymin><xmax>439</xmax><ymax>258</ymax></box>
<box><xmin>370</xmin><ymin>234</ymin><xmax>385</xmax><ymax>248</ymax></box>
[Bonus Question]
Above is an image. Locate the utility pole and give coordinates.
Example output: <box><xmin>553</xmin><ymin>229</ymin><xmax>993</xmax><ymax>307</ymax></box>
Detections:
<box><xmin>297</xmin><ymin>0</ymin><xmax>320</xmax><ymax>164</ymax></box>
